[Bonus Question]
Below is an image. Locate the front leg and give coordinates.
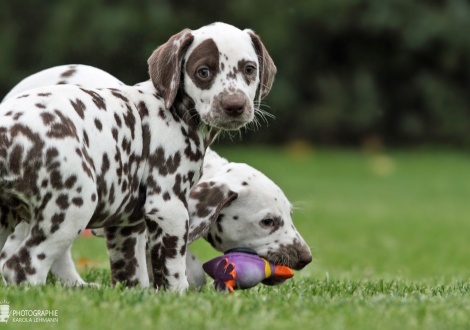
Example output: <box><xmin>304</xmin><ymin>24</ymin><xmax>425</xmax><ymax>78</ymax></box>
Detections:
<box><xmin>145</xmin><ymin>198</ymin><xmax>189</xmax><ymax>292</ymax></box>
<box><xmin>104</xmin><ymin>222</ymin><xmax>149</xmax><ymax>288</ymax></box>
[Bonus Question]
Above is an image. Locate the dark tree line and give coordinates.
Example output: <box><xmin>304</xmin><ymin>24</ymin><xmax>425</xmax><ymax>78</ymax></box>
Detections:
<box><xmin>1</xmin><ymin>0</ymin><xmax>470</xmax><ymax>147</ymax></box>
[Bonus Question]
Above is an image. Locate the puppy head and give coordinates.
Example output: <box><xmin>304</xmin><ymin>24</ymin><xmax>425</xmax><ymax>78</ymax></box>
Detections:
<box><xmin>148</xmin><ymin>22</ymin><xmax>276</xmax><ymax>130</ymax></box>
<box><xmin>188</xmin><ymin>162</ymin><xmax>311</xmax><ymax>274</ymax></box>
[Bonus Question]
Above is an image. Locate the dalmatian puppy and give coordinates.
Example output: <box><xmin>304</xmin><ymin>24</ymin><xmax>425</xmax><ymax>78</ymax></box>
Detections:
<box><xmin>186</xmin><ymin>148</ymin><xmax>312</xmax><ymax>286</ymax></box>
<box><xmin>2</xmin><ymin>60</ymin><xmax>311</xmax><ymax>289</ymax></box>
<box><xmin>0</xmin><ymin>22</ymin><xmax>276</xmax><ymax>291</ymax></box>
<box><xmin>188</xmin><ymin>149</ymin><xmax>312</xmax><ymax>286</ymax></box>
<box><xmin>2</xmin><ymin>64</ymin><xmax>209</xmax><ymax>287</ymax></box>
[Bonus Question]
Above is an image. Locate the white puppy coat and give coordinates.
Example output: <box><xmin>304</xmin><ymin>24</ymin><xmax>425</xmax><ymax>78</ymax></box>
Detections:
<box><xmin>1</xmin><ymin>60</ymin><xmax>311</xmax><ymax>287</ymax></box>
<box><xmin>2</xmin><ymin>64</ymin><xmax>312</xmax><ymax>288</ymax></box>
<box><xmin>1</xmin><ymin>37</ymin><xmax>311</xmax><ymax>288</ymax></box>
<box><xmin>0</xmin><ymin>23</ymin><xmax>276</xmax><ymax>291</ymax></box>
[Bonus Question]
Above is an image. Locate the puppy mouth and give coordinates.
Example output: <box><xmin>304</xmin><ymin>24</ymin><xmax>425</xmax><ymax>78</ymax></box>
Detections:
<box><xmin>212</xmin><ymin>120</ymin><xmax>248</xmax><ymax>130</ymax></box>
<box><xmin>262</xmin><ymin>252</ymin><xmax>303</xmax><ymax>271</ymax></box>
<box><xmin>201</xmin><ymin>115</ymin><xmax>251</xmax><ymax>131</ymax></box>
<box><xmin>262</xmin><ymin>241</ymin><xmax>312</xmax><ymax>271</ymax></box>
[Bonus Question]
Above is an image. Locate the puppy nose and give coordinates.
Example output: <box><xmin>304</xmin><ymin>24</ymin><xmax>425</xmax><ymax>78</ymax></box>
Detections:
<box><xmin>222</xmin><ymin>95</ymin><xmax>246</xmax><ymax>117</ymax></box>
<box><xmin>296</xmin><ymin>249</ymin><xmax>312</xmax><ymax>270</ymax></box>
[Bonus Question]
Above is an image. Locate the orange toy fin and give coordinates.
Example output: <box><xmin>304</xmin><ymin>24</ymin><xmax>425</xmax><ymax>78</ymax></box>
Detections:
<box><xmin>273</xmin><ymin>265</ymin><xmax>294</xmax><ymax>279</ymax></box>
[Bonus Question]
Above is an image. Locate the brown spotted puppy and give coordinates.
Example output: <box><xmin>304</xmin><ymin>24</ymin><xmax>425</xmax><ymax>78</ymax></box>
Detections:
<box><xmin>187</xmin><ymin>149</ymin><xmax>312</xmax><ymax>285</ymax></box>
<box><xmin>3</xmin><ymin>63</ymin><xmax>310</xmax><ymax>289</ymax></box>
<box><xmin>0</xmin><ymin>22</ymin><xmax>276</xmax><ymax>291</ymax></box>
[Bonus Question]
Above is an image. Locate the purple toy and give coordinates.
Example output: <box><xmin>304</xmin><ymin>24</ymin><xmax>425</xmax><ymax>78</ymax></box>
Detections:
<box><xmin>203</xmin><ymin>248</ymin><xmax>294</xmax><ymax>292</ymax></box>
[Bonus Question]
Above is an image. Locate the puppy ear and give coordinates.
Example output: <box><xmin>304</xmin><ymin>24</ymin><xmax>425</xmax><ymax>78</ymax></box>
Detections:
<box><xmin>187</xmin><ymin>181</ymin><xmax>238</xmax><ymax>243</ymax></box>
<box><xmin>245</xmin><ymin>30</ymin><xmax>277</xmax><ymax>100</ymax></box>
<box><xmin>148</xmin><ymin>29</ymin><xmax>194</xmax><ymax>109</ymax></box>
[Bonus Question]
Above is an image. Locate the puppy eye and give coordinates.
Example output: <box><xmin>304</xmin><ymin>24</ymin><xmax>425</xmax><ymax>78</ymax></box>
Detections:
<box><xmin>260</xmin><ymin>219</ymin><xmax>275</xmax><ymax>227</ymax></box>
<box><xmin>197</xmin><ymin>68</ymin><xmax>210</xmax><ymax>79</ymax></box>
<box><xmin>245</xmin><ymin>65</ymin><xmax>256</xmax><ymax>75</ymax></box>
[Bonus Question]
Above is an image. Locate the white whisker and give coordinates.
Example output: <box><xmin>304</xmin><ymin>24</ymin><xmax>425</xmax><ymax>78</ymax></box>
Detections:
<box><xmin>291</xmin><ymin>201</ymin><xmax>307</xmax><ymax>211</ymax></box>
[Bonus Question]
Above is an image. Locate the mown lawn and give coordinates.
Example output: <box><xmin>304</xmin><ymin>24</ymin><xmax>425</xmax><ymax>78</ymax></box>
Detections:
<box><xmin>2</xmin><ymin>146</ymin><xmax>470</xmax><ymax>330</ymax></box>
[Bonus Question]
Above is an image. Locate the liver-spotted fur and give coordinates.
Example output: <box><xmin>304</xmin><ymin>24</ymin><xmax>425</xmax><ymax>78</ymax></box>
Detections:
<box><xmin>2</xmin><ymin>62</ymin><xmax>312</xmax><ymax>289</ymax></box>
<box><xmin>2</xmin><ymin>147</ymin><xmax>311</xmax><ymax>289</ymax></box>
<box><xmin>0</xmin><ymin>22</ymin><xmax>276</xmax><ymax>291</ymax></box>
<box><xmin>0</xmin><ymin>65</ymin><xmax>311</xmax><ymax>287</ymax></box>
<box><xmin>188</xmin><ymin>149</ymin><xmax>312</xmax><ymax>285</ymax></box>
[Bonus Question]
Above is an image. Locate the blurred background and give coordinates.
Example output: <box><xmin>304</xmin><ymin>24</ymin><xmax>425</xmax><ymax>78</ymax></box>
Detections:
<box><xmin>1</xmin><ymin>0</ymin><xmax>470</xmax><ymax>282</ymax></box>
<box><xmin>2</xmin><ymin>0</ymin><xmax>470</xmax><ymax>147</ymax></box>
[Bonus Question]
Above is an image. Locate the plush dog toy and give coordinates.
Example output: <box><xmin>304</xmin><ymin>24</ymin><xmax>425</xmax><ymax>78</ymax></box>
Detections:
<box><xmin>203</xmin><ymin>248</ymin><xmax>294</xmax><ymax>292</ymax></box>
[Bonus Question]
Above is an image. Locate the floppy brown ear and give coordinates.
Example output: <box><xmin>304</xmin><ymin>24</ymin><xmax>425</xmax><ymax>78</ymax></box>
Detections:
<box><xmin>148</xmin><ymin>29</ymin><xmax>194</xmax><ymax>109</ymax></box>
<box><xmin>246</xmin><ymin>30</ymin><xmax>277</xmax><ymax>100</ymax></box>
<box><xmin>187</xmin><ymin>181</ymin><xmax>238</xmax><ymax>244</ymax></box>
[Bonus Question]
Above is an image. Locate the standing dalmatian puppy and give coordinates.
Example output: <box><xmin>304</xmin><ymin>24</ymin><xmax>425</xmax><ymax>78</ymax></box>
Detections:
<box><xmin>0</xmin><ymin>22</ymin><xmax>276</xmax><ymax>291</ymax></box>
<box><xmin>2</xmin><ymin>63</ymin><xmax>311</xmax><ymax>289</ymax></box>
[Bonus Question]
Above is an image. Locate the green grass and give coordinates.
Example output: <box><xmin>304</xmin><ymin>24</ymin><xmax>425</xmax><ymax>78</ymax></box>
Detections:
<box><xmin>2</xmin><ymin>147</ymin><xmax>470</xmax><ymax>330</ymax></box>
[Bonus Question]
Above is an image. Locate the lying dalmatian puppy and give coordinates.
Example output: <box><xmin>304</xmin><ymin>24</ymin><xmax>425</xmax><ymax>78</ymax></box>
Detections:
<box><xmin>0</xmin><ymin>22</ymin><xmax>276</xmax><ymax>291</ymax></box>
<box><xmin>188</xmin><ymin>148</ymin><xmax>312</xmax><ymax>286</ymax></box>
<box><xmin>2</xmin><ymin>63</ymin><xmax>311</xmax><ymax>289</ymax></box>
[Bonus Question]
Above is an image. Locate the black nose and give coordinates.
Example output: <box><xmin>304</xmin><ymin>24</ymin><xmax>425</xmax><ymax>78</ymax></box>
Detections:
<box><xmin>296</xmin><ymin>250</ymin><xmax>312</xmax><ymax>270</ymax></box>
<box><xmin>222</xmin><ymin>95</ymin><xmax>246</xmax><ymax>117</ymax></box>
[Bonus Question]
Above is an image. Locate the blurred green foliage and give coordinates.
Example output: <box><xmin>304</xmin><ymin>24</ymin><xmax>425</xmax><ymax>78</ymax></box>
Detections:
<box><xmin>1</xmin><ymin>0</ymin><xmax>470</xmax><ymax>146</ymax></box>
